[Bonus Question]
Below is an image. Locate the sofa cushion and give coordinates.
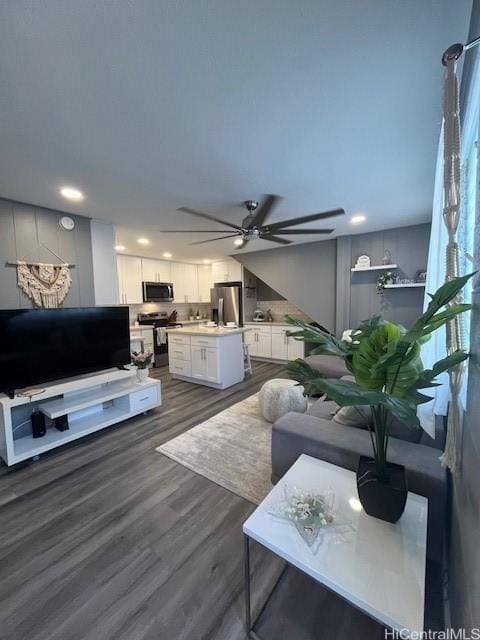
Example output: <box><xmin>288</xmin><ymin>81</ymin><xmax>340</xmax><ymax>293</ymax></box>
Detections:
<box><xmin>304</xmin><ymin>354</ymin><xmax>349</xmax><ymax>378</ymax></box>
<box><xmin>306</xmin><ymin>399</ymin><xmax>337</xmax><ymax>420</ymax></box>
<box><xmin>271</xmin><ymin>411</ymin><xmax>446</xmax><ymax>561</ymax></box>
<box><xmin>332</xmin><ymin>404</ymin><xmax>371</xmax><ymax>429</ymax></box>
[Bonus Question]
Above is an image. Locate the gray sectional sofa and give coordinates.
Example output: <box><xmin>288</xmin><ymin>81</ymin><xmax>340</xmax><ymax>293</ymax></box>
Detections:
<box><xmin>271</xmin><ymin>354</ymin><xmax>447</xmax><ymax>562</ymax></box>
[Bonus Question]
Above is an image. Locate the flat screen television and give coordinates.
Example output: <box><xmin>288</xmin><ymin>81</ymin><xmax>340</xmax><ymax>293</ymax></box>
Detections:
<box><xmin>0</xmin><ymin>307</ymin><xmax>131</xmax><ymax>396</ymax></box>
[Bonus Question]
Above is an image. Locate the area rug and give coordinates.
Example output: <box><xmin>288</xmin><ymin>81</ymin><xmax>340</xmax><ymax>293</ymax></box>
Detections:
<box><xmin>156</xmin><ymin>393</ymin><xmax>273</xmax><ymax>504</ymax></box>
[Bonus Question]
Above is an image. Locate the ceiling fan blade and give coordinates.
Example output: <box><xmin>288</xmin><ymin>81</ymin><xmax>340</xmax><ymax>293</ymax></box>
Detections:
<box><xmin>267</xmin><ymin>228</ymin><xmax>334</xmax><ymax>235</ymax></box>
<box><xmin>262</xmin><ymin>235</ymin><xmax>293</xmax><ymax>245</ymax></box>
<box><xmin>160</xmin><ymin>230</ymin><xmax>234</xmax><ymax>233</ymax></box>
<box><xmin>189</xmin><ymin>234</ymin><xmax>241</xmax><ymax>245</ymax></box>
<box><xmin>264</xmin><ymin>208</ymin><xmax>345</xmax><ymax>232</ymax></box>
<box><xmin>178</xmin><ymin>207</ymin><xmax>242</xmax><ymax>231</ymax></box>
<box><xmin>247</xmin><ymin>194</ymin><xmax>281</xmax><ymax>228</ymax></box>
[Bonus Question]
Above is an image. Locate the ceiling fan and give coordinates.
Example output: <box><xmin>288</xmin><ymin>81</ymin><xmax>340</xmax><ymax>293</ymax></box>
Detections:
<box><xmin>161</xmin><ymin>195</ymin><xmax>345</xmax><ymax>248</ymax></box>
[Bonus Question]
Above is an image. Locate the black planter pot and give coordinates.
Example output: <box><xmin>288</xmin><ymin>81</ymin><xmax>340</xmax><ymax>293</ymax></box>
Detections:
<box><xmin>356</xmin><ymin>456</ymin><xmax>408</xmax><ymax>523</ymax></box>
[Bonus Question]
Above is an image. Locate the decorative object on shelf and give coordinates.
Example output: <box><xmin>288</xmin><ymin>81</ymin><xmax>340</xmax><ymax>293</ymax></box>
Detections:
<box><xmin>188</xmin><ymin>308</ymin><xmax>194</xmax><ymax>321</ymax></box>
<box><xmin>268</xmin><ymin>484</ymin><xmax>336</xmax><ymax>548</ymax></box>
<box><xmin>266</xmin><ymin>309</ymin><xmax>274</xmax><ymax>322</ymax></box>
<box><xmin>284</xmin><ymin>273</ymin><xmax>473</xmax><ymax>523</ymax></box>
<box><xmin>415</xmin><ymin>269</ymin><xmax>427</xmax><ymax>283</ymax></box>
<box><xmin>354</xmin><ymin>254</ymin><xmax>371</xmax><ymax>269</ymax></box>
<box><xmin>131</xmin><ymin>350</ymin><xmax>153</xmax><ymax>382</ymax></box>
<box><xmin>16</xmin><ymin>261</ymin><xmax>72</xmax><ymax>308</ymax></box>
<box><xmin>381</xmin><ymin>249</ymin><xmax>392</xmax><ymax>265</ymax></box>
<box><xmin>376</xmin><ymin>271</ymin><xmax>396</xmax><ymax>294</ymax></box>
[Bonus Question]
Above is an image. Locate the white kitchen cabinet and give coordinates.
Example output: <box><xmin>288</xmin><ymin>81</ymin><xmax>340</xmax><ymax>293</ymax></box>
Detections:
<box><xmin>141</xmin><ymin>258</ymin><xmax>171</xmax><ymax>283</ymax></box>
<box><xmin>271</xmin><ymin>327</ymin><xmax>289</xmax><ymax>360</ymax></box>
<box><xmin>168</xmin><ymin>329</ymin><xmax>244</xmax><ymax>389</ymax></box>
<box><xmin>212</xmin><ymin>260</ymin><xmax>242</xmax><ymax>284</ymax></box>
<box><xmin>197</xmin><ymin>264</ymin><xmax>213</xmax><ymax>303</ymax></box>
<box><xmin>244</xmin><ymin>323</ymin><xmax>305</xmax><ymax>361</ymax></box>
<box><xmin>171</xmin><ymin>262</ymin><xmax>199</xmax><ymax>303</ymax></box>
<box><xmin>117</xmin><ymin>255</ymin><xmax>143</xmax><ymax>304</ymax></box>
<box><xmin>287</xmin><ymin>334</ymin><xmax>305</xmax><ymax>360</ymax></box>
<box><xmin>245</xmin><ymin>325</ymin><xmax>272</xmax><ymax>358</ymax></box>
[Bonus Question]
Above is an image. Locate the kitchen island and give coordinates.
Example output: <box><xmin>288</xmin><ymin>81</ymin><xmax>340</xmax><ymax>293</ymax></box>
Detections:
<box><xmin>167</xmin><ymin>326</ymin><xmax>250</xmax><ymax>389</ymax></box>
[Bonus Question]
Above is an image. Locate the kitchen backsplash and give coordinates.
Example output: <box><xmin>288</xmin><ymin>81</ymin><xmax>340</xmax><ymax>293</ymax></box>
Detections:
<box><xmin>129</xmin><ymin>302</ymin><xmax>211</xmax><ymax>324</ymax></box>
<box><xmin>250</xmin><ymin>300</ymin><xmax>312</xmax><ymax>323</ymax></box>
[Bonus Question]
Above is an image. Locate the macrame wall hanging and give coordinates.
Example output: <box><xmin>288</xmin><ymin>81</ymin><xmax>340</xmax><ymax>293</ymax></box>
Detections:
<box><xmin>16</xmin><ymin>261</ymin><xmax>72</xmax><ymax>308</ymax></box>
<box><xmin>7</xmin><ymin>244</ymin><xmax>75</xmax><ymax>308</ymax></box>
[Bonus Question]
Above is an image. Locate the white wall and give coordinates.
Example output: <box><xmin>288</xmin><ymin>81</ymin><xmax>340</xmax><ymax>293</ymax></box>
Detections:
<box><xmin>90</xmin><ymin>220</ymin><xmax>119</xmax><ymax>305</ymax></box>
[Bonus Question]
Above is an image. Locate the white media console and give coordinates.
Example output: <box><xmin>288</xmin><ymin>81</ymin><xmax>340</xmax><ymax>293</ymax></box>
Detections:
<box><xmin>0</xmin><ymin>368</ymin><xmax>161</xmax><ymax>466</ymax></box>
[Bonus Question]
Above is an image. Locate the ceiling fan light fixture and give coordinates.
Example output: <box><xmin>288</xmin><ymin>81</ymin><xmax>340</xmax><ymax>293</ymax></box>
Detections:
<box><xmin>234</xmin><ymin>237</ymin><xmax>245</xmax><ymax>246</ymax></box>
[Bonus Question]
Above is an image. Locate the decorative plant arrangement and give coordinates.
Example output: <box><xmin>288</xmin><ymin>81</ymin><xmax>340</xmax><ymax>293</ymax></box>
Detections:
<box><xmin>376</xmin><ymin>271</ymin><xmax>396</xmax><ymax>294</ymax></box>
<box><xmin>131</xmin><ymin>350</ymin><xmax>153</xmax><ymax>382</ymax></box>
<box><xmin>284</xmin><ymin>273</ymin><xmax>473</xmax><ymax>523</ymax></box>
<box><xmin>269</xmin><ymin>485</ymin><xmax>336</xmax><ymax>548</ymax></box>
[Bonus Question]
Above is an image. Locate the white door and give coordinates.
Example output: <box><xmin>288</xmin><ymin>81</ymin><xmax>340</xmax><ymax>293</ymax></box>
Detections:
<box><xmin>183</xmin><ymin>263</ymin><xmax>198</xmax><ymax>303</ymax></box>
<box><xmin>142</xmin><ymin>258</ymin><xmax>172</xmax><ymax>283</ymax></box>
<box><xmin>212</xmin><ymin>261</ymin><xmax>229</xmax><ymax>283</ymax></box>
<box><xmin>117</xmin><ymin>255</ymin><xmax>142</xmax><ymax>304</ymax></box>
<box><xmin>228</xmin><ymin>260</ymin><xmax>242</xmax><ymax>282</ymax></box>
<box><xmin>256</xmin><ymin>331</ymin><xmax>272</xmax><ymax>358</ymax></box>
<box><xmin>141</xmin><ymin>258</ymin><xmax>159</xmax><ymax>282</ymax></box>
<box><xmin>271</xmin><ymin>329</ymin><xmax>288</xmax><ymax>360</ymax></box>
<box><xmin>244</xmin><ymin>330</ymin><xmax>257</xmax><ymax>356</ymax></box>
<box><xmin>191</xmin><ymin>346</ymin><xmax>207</xmax><ymax>379</ymax></box>
<box><xmin>205</xmin><ymin>347</ymin><xmax>220</xmax><ymax>382</ymax></box>
<box><xmin>197</xmin><ymin>265</ymin><xmax>213</xmax><ymax>303</ymax></box>
<box><xmin>287</xmin><ymin>335</ymin><xmax>305</xmax><ymax>360</ymax></box>
<box><xmin>171</xmin><ymin>262</ymin><xmax>186</xmax><ymax>302</ymax></box>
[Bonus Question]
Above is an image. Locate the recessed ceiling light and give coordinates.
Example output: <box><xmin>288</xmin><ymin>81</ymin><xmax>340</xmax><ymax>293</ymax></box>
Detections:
<box><xmin>234</xmin><ymin>237</ymin><xmax>244</xmax><ymax>246</ymax></box>
<box><xmin>137</xmin><ymin>238</ymin><xmax>150</xmax><ymax>245</ymax></box>
<box><xmin>350</xmin><ymin>214</ymin><xmax>366</xmax><ymax>224</ymax></box>
<box><xmin>115</xmin><ymin>245</ymin><xmax>126</xmax><ymax>251</ymax></box>
<box><xmin>202</xmin><ymin>258</ymin><xmax>211</xmax><ymax>264</ymax></box>
<box><xmin>162</xmin><ymin>252</ymin><xmax>172</xmax><ymax>258</ymax></box>
<box><xmin>60</xmin><ymin>186</ymin><xmax>84</xmax><ymax>202</ymax></box>
<box><xmin>348</xmin><ymin>497</ymin><xmax>363</xmax><ymax>512</ymax></box>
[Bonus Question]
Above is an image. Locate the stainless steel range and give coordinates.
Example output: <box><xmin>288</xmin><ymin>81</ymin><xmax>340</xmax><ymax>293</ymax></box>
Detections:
<box><xmin>137</xmin><ymin>312</ymin><xmax>182</xmax><ymax>366</ymax></box>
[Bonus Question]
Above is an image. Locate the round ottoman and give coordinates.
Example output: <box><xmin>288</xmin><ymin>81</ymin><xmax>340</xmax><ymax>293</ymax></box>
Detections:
<box><xmin>258</xmin><ymin>378</ymin><xmax>308</xmax><ymax>423</ymax></box>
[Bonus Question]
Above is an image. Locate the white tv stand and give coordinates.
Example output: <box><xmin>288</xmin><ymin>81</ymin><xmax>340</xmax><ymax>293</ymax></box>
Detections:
<box><xmin>0</xmin><ymin>368</ymin><xmax>161</xmax><ymax>466</ymax></box>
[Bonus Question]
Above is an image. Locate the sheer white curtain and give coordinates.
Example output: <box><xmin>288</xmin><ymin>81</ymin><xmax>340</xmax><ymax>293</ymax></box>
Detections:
<box><xmin>417</xmin><ymin>135</ymin><xmax>449</xmax><ymax>439</ymax></box>
<box><xmin>419</xmin><ymin>53</ymin><xmax>480</xmax><ymax>443</ymax></box>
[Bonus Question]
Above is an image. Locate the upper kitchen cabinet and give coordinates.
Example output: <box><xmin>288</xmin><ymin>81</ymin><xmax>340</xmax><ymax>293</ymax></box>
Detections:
<box><xmin>141</xmin><ymin>258</ymin><xmax>171</xmax><ymax>283</ymax></box>
<box><xmin>171</xmin><ymin>262</ymin><xmax>198</xmax><ymax>303</ymax></box>
<box><xmin>117</xmin><ymin>255</ymin><xmax>143</xmax><ymax>304</ymax></box>
<box><xmin>197</xmin><ymin>264</ymin><xmax>213</xmax><ymax>303</ymax></box>
<box><xmin>212</xmin><ymin>259</ymin><xmax>242</xmax><ymax>284</ymax></box>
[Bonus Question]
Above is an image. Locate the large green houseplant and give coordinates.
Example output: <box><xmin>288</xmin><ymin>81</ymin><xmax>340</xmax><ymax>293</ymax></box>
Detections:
<box><xmin>284</xmin><ymin>273</ymin><xmax>473</xmax><ymax>522</ymax></box>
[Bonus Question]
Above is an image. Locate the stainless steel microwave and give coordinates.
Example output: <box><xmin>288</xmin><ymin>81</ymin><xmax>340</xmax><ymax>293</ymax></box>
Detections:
<box><xmin>142</xmin><ymin>282</ymin><xmax>174</xmax><ymax>302</ymax></box>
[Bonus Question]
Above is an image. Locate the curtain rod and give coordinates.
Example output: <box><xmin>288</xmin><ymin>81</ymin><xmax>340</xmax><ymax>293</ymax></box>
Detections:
<box><xmin>443</xmin><ymin>35</ymin><xmax>480</xmax><ymax>65</ymax></box>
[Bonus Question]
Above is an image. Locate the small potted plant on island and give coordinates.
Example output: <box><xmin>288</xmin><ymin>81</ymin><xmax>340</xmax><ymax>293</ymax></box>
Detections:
<box><xmin>131</xmin><ymin>350</ymin><xmax>153</xmax><ymax>383</ymax></box>
<box><xmin>284</xmin><ymin>273</ymin><xmax>473</xmax><ymax>523</ymax></box>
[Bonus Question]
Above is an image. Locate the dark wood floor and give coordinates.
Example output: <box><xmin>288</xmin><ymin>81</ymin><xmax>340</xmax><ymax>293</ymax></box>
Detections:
<box><xmin>0</xmin><ymin>363</ymin><xmax>384</xmax><ymax>640</ymax></box>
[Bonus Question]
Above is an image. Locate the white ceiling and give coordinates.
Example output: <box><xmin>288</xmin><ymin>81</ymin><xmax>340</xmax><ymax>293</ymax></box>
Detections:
<box><xmin>0</xmin><ymin>1</ymin><xmax>472</xmax><ymax>262</ymax></box>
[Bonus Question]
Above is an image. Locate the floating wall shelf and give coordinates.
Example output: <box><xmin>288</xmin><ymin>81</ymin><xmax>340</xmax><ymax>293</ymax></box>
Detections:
<box><xmin>383</xmin><ymin>283</ymin><xmax>426</xmax><ymax>289</ymax></box>
<box><xmin>351</xmin><ymin>264</ymin><xmax>398</xmax><ymax>272</ymax></box>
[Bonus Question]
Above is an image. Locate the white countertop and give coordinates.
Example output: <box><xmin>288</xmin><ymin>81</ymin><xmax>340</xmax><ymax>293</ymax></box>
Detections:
<box><xmin>166</xmin><ymin>326</ymin><xmax>249</xmax><ymax>337</ymax></box>
<box><xmin>245</xmin><ymin>321</ymin><xmax>294</xmax><ymax>326</ymax></box>
<box><xmin>243</xmin><ymin>454</ymin><xmax>427</xmax><ymax>635</ymax></box>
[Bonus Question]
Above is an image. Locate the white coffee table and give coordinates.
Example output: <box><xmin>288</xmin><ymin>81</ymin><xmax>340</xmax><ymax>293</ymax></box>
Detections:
<box><xmin>243</xmin><ymin>454</ymin><xmax>427</xmax><ymax>639</ymax></box>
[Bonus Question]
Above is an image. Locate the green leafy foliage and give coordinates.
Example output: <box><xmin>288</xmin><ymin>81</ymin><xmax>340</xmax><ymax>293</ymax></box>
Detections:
<box><xmin>284</xmin><ymin>273</ymin><xmax>475</xmax><ymax>479</ymax></box>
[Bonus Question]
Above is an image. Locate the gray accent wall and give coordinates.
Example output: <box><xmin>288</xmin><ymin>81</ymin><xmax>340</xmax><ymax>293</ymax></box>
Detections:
<box><xmin>235</xmin><ymin>240</ymin><xmax>337</xmax><ymax>331</ymax></box>
<box><xmin>345</xmin><ymin>223</ymin><xmax>430</xmax><ymax>331</ymax></box>
<box><xmin>0</xmin><ymin>198</ymin><xmax>95</xmax><ymax>308</ymax></box>
<box><xmin>236</xmin><ymin>223</ymin><xmax>430</xmax><ymax>334</ymax></box>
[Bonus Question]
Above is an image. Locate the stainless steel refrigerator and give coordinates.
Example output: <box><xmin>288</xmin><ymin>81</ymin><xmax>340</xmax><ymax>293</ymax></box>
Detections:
<box><xmin>210</xmin><ymin>282</ymin><xmax>243</xmax><ymax>326</ymax></box>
